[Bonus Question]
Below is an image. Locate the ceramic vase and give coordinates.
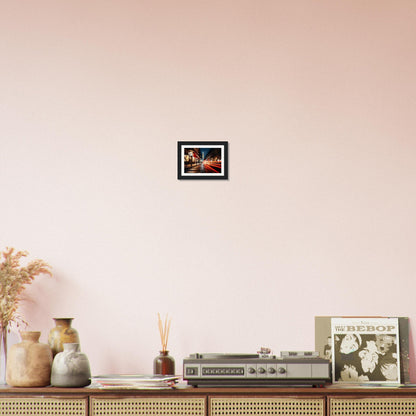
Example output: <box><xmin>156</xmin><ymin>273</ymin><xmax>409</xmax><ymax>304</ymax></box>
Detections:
<box><xmin>6</xmin><ymin>331</ymin><xmax>52</xmax><ymax>387</ymax></box>
<box><xmin>153</xmin><ymin>350</ymin><xmax>175</xmax><ymax>375</ymax></box>
<box><xmin>48</xmin><ymin>318</ymin><xmax>80</xmax><ymax>357</ymax></box>
<box><xmin>51</xmin><ymin>343</ymin><xmax>91</xmax><ymax>387</ymax></box>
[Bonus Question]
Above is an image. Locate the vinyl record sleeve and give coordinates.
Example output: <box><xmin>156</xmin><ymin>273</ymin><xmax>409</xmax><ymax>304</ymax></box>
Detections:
<box><xmin>331</xmin><ymin>317</ymin><xmax>400</xmax><ymax>384</ymax></box>
<box><xmin>315</xmin><ymin>316</ymin><xmax>409</xmax><ymax>384</ymax></box>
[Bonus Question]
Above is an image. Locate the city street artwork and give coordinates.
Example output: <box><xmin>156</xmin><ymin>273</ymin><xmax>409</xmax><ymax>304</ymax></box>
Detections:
<box><xmin>177</xmin><ymin>141</ymin><xmax>229</xmax><ymax>180</ymax></box>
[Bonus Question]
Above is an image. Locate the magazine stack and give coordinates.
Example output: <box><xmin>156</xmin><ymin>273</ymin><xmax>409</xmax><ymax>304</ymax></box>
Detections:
<box><xmin>90</xmin><ymin>374</ymin><xmax>180</xmax><ymax>389</ymax></box>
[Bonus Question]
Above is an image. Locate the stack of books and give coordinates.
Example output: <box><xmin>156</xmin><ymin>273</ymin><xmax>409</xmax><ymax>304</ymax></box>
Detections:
<box><xmin>89</xmin><ymin>374</ymin><xmax>180</xmax><ymax>389</ymax></box>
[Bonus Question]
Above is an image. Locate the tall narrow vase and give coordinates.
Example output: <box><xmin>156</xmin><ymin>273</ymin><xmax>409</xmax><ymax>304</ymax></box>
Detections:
<box><xmin>0</xmin><ymin>325</ymin><xmax>7</xmax><ymax>385</ymax></box>
<box><xmin>48</xmin><ymin>318</ymin><xmax>80</xmax><ymax>357</ymax></box>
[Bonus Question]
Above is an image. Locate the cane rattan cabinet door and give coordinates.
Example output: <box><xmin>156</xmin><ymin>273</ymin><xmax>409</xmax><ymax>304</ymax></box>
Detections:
<box><xmin>210</xmin><ymin>397</ymin><xmax>324</xmax><ymax>416</ymax></box>
<box><xmin>91</xmin><ymin>396</ymin><xmax>206</xmax><ymax>416</ymax></box>
<box><xmin>330</xmin><ymin>397</ymin><xmax>416</xmax><ymax>416</ymax></box>
<box><xmin>0</xmin><ymin>396</ymin><xmax>87</xmax><ymax>416</ymax></box>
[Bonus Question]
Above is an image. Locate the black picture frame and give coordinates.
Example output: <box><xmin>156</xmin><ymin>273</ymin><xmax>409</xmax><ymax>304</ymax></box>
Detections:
<box><xmin>177</xmin><ymin>141</ymin><xmax>229</xmax><ymax>180</ymax></box>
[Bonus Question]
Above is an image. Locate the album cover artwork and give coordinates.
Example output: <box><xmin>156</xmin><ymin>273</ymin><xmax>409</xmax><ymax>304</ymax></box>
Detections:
<box><xmin>331</xmin><ymin>317</ymin><xmax>400</xmax><ymax>384</ymax></box>
<box><xmin>315</xmin><ymin>316</ymin><xmax>409</xmax><ymax>384</ymax></box>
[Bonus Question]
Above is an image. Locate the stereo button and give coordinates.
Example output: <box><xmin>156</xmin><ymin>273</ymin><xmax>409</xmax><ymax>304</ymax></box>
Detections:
<box><xmin>186</xmin><ymin>367</ymin><xmax>198</xmax><ymax>376</ymax></box>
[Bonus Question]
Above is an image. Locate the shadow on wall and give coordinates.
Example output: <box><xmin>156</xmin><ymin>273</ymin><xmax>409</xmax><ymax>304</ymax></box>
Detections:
<box><xmin>18</xmin><ymin>270</ymin><xmax>81</xmax><ymax>341</ymax></box>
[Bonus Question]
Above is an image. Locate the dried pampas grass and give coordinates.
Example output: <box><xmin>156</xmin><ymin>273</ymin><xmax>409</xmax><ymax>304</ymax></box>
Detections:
<box><xmin>0</xmin><ymin>247</ymin><xmax>52</xmax><ymax>331</ymax></box>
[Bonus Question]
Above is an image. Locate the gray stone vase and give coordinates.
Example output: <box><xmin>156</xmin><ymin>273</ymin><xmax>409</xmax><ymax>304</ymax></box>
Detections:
<box><xmin>51</xmin><ymin>343</ymin><xmax>91</xmax><ymax>387</ymax></box>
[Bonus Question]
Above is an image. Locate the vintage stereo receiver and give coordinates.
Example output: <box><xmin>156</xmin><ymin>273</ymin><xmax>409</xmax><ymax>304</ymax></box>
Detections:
<box><xmin>183</xmin><ymin>351</ymin><xmax>331</xmax><ymax>387</ymax></box>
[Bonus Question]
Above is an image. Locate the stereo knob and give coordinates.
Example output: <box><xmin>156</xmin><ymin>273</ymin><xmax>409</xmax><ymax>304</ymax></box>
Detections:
<box><xmin>278</xmin><ymin>367</ymin><xmax>286</xmax><ymax>374</ymax></box>
<box><xmin>268</xmin><ymin>367</ymin><xmax>276</xmax><ymax>374</ymax></box>
<box><xmin>258</xmin><ymin>367</ymin><xmax>266</xmax><ymax>374</ymax></box>
<box><xmin>248</xmin><ymin>367</ymin><xmax>256</xmax><ymax>374</ymax></box>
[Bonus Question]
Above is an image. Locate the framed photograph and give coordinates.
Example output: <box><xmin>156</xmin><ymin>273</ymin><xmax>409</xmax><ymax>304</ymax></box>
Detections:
<box><xmin>177</xmin><ymin>141</ymin><xmax>228</xmax><ymax>180</ymax></box>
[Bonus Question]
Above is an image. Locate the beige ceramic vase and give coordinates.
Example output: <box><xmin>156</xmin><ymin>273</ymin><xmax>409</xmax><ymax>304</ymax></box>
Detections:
<box><xmin>48</xmin><ymin>318</ymin><xmax>80</xmax><ymax>357</ymax></box>
<box><xmin>6</xmin><ymin>331</ymin><xmax>53</xmax><ymax>387</ymax></box>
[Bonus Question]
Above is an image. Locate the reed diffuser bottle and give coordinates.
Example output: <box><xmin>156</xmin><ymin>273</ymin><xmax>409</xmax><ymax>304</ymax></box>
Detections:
<box><xmin>153</xmin><ymin>313</ymin><xmax>175</xmax><ymax>375</ymax></box>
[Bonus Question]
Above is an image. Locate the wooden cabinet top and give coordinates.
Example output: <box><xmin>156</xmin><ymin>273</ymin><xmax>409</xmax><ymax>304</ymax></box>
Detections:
<box><xmin>1</xmin><ymin>385</ymin><xmax>416</xmax><ymax>396</ymax></box>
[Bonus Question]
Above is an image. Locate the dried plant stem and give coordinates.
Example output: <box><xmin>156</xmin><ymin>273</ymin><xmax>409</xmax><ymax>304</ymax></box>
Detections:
<box><xmin>0</xmin><ymin>247</ymin><xmax>52</xmax><ymax>331</ymax></box>
<box><xmin>158</xmin><ymin>313</ymin><xmax>171</xmax><ymax>352</ymax></box>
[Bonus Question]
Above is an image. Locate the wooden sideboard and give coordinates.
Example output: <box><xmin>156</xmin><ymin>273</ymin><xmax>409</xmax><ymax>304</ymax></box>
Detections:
<box><xmin>1</xmin><ymin>385</ymin><xmax>416</xmax><ymax>416</ymax></box>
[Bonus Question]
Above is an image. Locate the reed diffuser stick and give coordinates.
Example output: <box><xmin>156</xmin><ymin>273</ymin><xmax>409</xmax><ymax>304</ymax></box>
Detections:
<box><xmin>158</xmin><ymin>313</ymin><xmax>171</xmax><ymax>352</ymax></box>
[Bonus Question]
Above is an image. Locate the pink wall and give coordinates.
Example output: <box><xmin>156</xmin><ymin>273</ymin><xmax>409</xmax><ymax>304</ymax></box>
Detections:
<box><xmin>1</xmin><ymin>1</ymin><xmax>416</xmax><ymax>381</ymax></box>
